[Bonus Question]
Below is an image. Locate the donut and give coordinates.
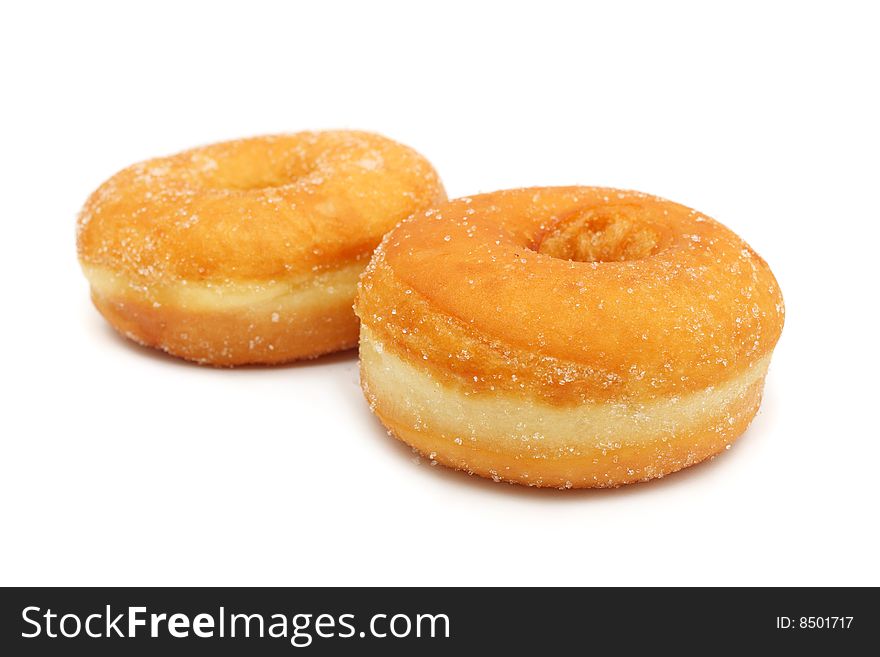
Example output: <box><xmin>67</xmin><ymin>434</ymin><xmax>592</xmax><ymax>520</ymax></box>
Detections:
<box><xmin>355</xmin><ymin>187</ymin><xmax>784</xmax><ymax>488</ymax></box>
<box><xmin>77</xmin><ymin>131</ymin><xmax>445</xmax><ymax>365</ymax></box>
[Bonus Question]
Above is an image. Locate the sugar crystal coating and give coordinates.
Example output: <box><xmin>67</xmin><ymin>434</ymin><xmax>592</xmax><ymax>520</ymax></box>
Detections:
<box><xmin>356</xmin><ymin>187</ymin><xmax>784</xmax><ymax>488</ymax></box>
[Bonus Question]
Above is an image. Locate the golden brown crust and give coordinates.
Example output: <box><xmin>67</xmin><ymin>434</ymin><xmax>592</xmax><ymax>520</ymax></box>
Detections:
<box><xmin>77</xmin><ymin>131</ymin><xmax>446</xmax><ymax>365</ymax></box>
<box><xmin>92</xmin><ymin>288</ymin><xmax>359</xmax><ymax>366</ymax></box>
<box><xmin>355</xmin><ymin>187</ymin><xmax>784</xmax><ymax>487</ymax></box>
<box><xmin>356</xmin><ymin>187</ymin><xmax>784</xmax><ymax>404</ymax></box>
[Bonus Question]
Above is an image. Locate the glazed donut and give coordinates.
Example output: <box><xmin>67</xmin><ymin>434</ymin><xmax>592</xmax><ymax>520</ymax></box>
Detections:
<box><xmin>356</xmin><ymin>187</ymin><xmax>784</xmax><ymax>488</ymax></box>
<box><xmin>77</xmin><ymin>131</ymin><xmax>445</xmax><ymax>365</ymax></box>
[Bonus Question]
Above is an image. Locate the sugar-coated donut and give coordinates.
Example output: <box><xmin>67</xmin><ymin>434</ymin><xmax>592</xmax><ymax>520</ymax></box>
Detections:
<box><xmin>356</xmin><ymin>187</ymin><xmax>784</xmax><ymax>488</ymax></box>
<box><xmin>77</xmin><ymin>131</ymin><xmax>445</xmax><ymax>365</ymax></box>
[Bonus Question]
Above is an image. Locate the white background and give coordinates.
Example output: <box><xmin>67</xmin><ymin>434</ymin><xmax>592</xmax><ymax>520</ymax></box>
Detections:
<box><xmin>2</xmin><ymin>1</ymin><xmax>877</xmax><ymax>586</ymax></box>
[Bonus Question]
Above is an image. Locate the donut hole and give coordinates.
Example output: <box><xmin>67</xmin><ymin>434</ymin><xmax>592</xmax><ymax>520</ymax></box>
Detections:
<box><xmin>198</xmin><ymin>143</ymin><xmax>315</xmax><ymax>191</ymax></box>
<box><xmin>211</xmin><ymin>158</ymin><xmax>313</xmax><ymax>191</ymax></box>
<box><xmin>534</xmin><ymin>207</ymin><xmax>666</xmax><ymax>263</ymax></box>
<box><xmin>218</xmin><ymin>170</ymin><xmax>297</xmax><ymax>191</ymax></box>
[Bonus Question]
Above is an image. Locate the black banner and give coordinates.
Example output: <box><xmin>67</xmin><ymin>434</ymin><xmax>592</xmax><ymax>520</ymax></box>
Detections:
<box><xmin>1</xmin><ymin>587</ymin><xmax>875</xmax><ymax>654</ymax></box>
